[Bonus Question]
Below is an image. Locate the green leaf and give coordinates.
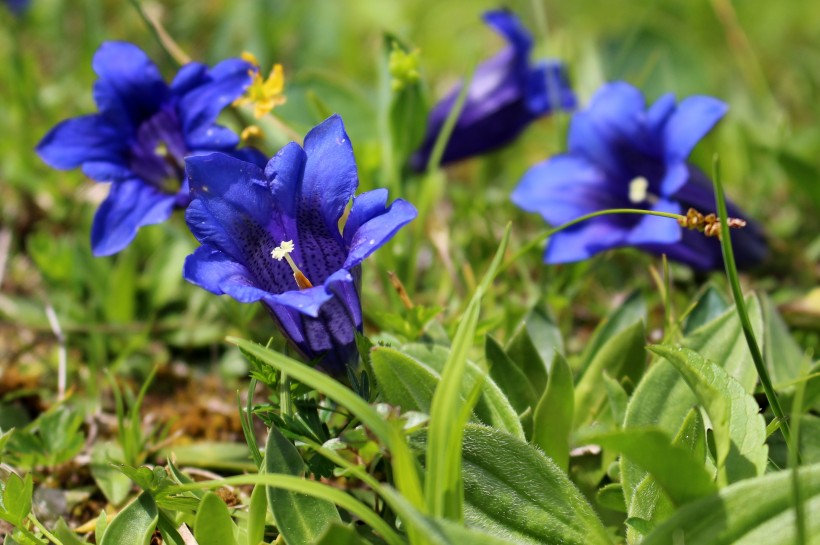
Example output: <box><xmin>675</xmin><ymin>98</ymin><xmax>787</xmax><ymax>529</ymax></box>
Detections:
<box><xmin>425</xmin><ymin>225</ymin><xmax>510</xmax><ymax>521</ymax></box>
<box><xmin>760</xmin><ymin>293</ymin><xmax>805</xmax><ymax>385</ymax></box>
<box><xmin>642</xmin><ymin>463</ymin><xmax>820</xmax><ymax>544</ymax></box>
<box><xmin>95</xmin><ymin>511</ymin><xmax>108</xmax><ymax>545</ymax></box>
<box><xmin>459</xmin><ymin>424</ymin><xmax>612</xmax><ymax>545</ymax></box>
<box><xmin>648</xmin><ymin>345</ymin><xmax>767</xmax><ymax>485</ymax></box>
<box><xmin>588</xmin><ymin>426</ymin><xmax>715</xmax><ymax>507</ymax></box>
<box><xmin>574</xmin><ymin>320</ymin><xmax>646</xmax><ymax>428</ymax></box>
<box><xmin>596</xmin><ymin>483</ymin><xmax>627</xmax><ymax>513</ymax></box>
<box><xmin>371</xmin><ymin>346</ymin><xmax>438</xmax><ymax>413</ymax></box>
<box><xmin>0</xmin><ymin>473</ymin><xmax>31</xmax><ymax>526</ymax></box>
<box><xmin>194</xmin><ymin>492</ymin><xmax>239</xmax><ymax>545</ymax></box>
<box><xmin>100</xmin><ymin>492</ymin><xmax>158</xmax><ymax>545</ymax></box>
<box><xmin>314</xmin><ymin>522</ymin><xmax>373</xmax><ymax>545</ymax></box>
<box><xmin>602</xmin><ymin>373</ymin><xmax>629</xmax><ymax>428</ymax></box>
<box><xmin>485</xmin><ymin>335</ymin><xmax>538</xmax><ymax>416</ymax></box>
<box><xmin>55</xmin><ymin>519</ymin><xmax>90</xmax><ymax>545</ymax></box>
<box><xmin>246</xmin><ymin>484</ymin><xmax>267</xmax><ymax>545</ymax></box>
<box><xmin>90</xmin><ymin>442</ymin><xmax>132</xmax><ymax>506</ymax></box>
<box><xmin>532</xmin><ymin>352</ymin><xmax>574</xmax><ymax>471</ymax></box>
<box><xmin>504</xmin><ymin>308</ymin><xmax>561</xmax><ymax>396</ymax></box>
<box><xmin>622</xmin><ymin>298</ymin><xmax>763</xmax><ymax>509</ymax></box>
<box><xmin>157</xmin><ymin>510</ymin><xmax>187</xmax><ymax>545</ymax></box>
<box><xmin>578</xmin><ymin>291</ymin><xmax>645</xmax><ymax>373</ymax></box>
<box><xmin>387</xmin><ymin>343</ymin><xmax>524</xmax><ymax>439</ymax></box>
<box><xmin>265</xmin><ymin>424</ymin><xmax>340</xmax><ymax>544</ymax></box>
<box><xmin>683</xmin><ymin>283</ymin><xmax>729</xmax><ymax>334</ymax></box>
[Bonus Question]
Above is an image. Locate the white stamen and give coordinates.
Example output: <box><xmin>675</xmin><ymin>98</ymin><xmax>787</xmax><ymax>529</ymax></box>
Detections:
<box><xmin>271</xmin><ymin>240</ymin><xmax>295</xmax><ymax>260</ymax></box>
<box><xmin>629</xmin><ymin>176</ymin><xmax>649</xmax><ymax>204</ymax></box>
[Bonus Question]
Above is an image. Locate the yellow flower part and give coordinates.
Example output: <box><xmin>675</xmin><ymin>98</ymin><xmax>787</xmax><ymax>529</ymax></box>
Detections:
<box><xmin>240</xmin><ymin>125</ymin><xmax>263</xmax><ymax>143</ymax></box>
<box><xmin>234</xmin><ymin>58</ymin><xmax>287</xmax><ymax>119</ymax></box>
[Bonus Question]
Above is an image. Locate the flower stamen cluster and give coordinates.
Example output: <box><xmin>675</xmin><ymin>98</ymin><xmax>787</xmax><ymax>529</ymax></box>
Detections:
<box><xmin>271</xmin><ymin>240</ymin><xmax>314</xmax><ymax>290</ymax></box>
<box><xmin>677</xmin><ymin>207</ymin><xmax>747</xmax><ymax>239</ymax></box>
<box><xmin>234</xmin><ymin>52</ymin><xmax>287</xmax><ymax>118</ymax></box>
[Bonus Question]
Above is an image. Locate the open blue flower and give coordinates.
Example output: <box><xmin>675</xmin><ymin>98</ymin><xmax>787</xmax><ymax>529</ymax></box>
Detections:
<box><xmin>183</xmin><ymin>115</ymin><xmax>417</xmax><ymax>374</ymax></box>
<box><xmin>410</xmin><ymin>9</ymin><xmax>576</xmax><ymax>171</ymax></box>
<box><xmin>37</xmin><ymin>41</ymin><xmax>262</xmax><ymax>256</ymax></box>
<box><xmin>512</xmin><ymin>81</ymin><xmax>767</xmax><ymax>270</ymax></box>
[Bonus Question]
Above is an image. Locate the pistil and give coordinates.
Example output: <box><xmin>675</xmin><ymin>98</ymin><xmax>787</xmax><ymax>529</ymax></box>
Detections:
<box><xmin>271</xmin><ymin>240</ymin><xmax>313</xmax><ymax>289</ymax></box>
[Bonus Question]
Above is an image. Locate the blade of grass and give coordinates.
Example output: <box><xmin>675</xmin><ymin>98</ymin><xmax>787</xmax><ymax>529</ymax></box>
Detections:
<box><xmin>166</xmin><ymin>474</ymin><xmax>403</xmax><ymax>545</ymax></box>
<box><xmin>424</xmin><ymin>224</ymin><xmax>511</xmax><ymax>521</ymax></box>
<box><xmin>711</xmin><ymin>155</ymin><xmax>791</xmax><ymax>449</ymax></box>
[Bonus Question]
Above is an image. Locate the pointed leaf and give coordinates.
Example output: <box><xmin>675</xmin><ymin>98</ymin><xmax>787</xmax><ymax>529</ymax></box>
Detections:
<box><xmin>574</xmin><ymin>320</ymin><xmax>646</xmax><ymax>428</ymax></box>
<box><xmin>194</xmin><ymin>492</ymin><xmax>239</xmax><ymax>545</ymax></box>
<box><xmin>648</xmin><ymin>345</ymin><xmax>767</xmax><ymax>485</ymax></box>
<box><xmin>643</xmin><ymin>463</ymin><xmax>820</xmax><ymax>544</ymax></box>
<box><xmin>265</xmin><ymin>424</ymin><xmax>340</xmax><ymax>544</ymax></box>
<box><xmin>100</xmin><ymin>492</ymin><xmax>158</xmax><ymax>545</ymax></box>
<box><xmin>485</xmin><ymin>336</ymin><xmax>538</xmax><ymax>415</ymax></box>
<box><xmin>460</xmin><ymin>424</ymin><xmax>612</xmax><ymax>545</ymax></box>
<box><xmin>532</xmin><ymin>352</ymin><xmax>574</xmax><ymax>470</ymax></box>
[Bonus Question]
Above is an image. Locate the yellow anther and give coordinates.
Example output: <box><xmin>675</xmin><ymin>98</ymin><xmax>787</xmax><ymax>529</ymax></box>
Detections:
<box><xmin>241</xmin><ymin>51</ymin><xmax>260</xmax><ymax>67</ymax></box>
<box><xmin>234</xmin><ymin>62</ymin><xmax>287</xmax><ymax>119</ymax></box>
<box><xmin>271</xmin><ymin>240</ymin><xmax>313</xmax><ymax>290</ymax></box>
<box><xmin>241</xmin><ymin>125</ymin><xmax>263</xmax><ymax>143</ymax></box>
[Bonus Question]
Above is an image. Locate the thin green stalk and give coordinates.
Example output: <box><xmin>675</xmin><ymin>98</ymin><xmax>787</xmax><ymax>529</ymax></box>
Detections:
<box><xmin>501</xmin><ymin>207</ymin><xmax>685</xmax><ymax>273</ymax></box>
<box><xmin>28</xmin><ymin>514</ymin><xmax>63</xmax><ymax>545</ymax></box>
<box><xmin>711</xmin><ymin>155</ymin><xmax>791</xmax><ymax>448</ymax></box>
<box><xmin>789</xmin><ymin>367</ymin><xmax>807</xmax><ymax>545</ymax></box>
<box><xmin>127</xmin><ymin>0</ymin><xmax>188</xmax><ymax>67</ymax></box>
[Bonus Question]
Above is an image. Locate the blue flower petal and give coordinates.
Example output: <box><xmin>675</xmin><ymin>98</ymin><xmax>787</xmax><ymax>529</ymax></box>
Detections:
<box><xmin>511</xmin><ymin>155</ymin><xmax>620</xmax><ymax>225</ymax></box>
<box><xmin>82</xmin><ymin>161</ymin><xmax>134</xmax><ymax>182</ymax></box>
<box><xmin>91</xmin><ymin>42</ymin><xmax>169</xmax><ymax>129</ymax></box>
<box><xmin>185</xmin><ymin>153</ymin><xmax>303</xmax><ymax>297</ymax></box>
<box><xmin>526</xmin><ymin>61</ymin><xmax>577</xmax><ymax>114</ymax></box>
<box><xmin>91</xmin><ymin>179</ymin><xmax>176</xmax><ymax>256</ymax></box>
<box><xmin>544</xmin><ymin>221</ymin><xmax>628</xmax><ymax>264</ymax></box>
<box><xmin>342</xmin><ymin>191</ymin><xmax>417</xmax><ymax>269</ymax></box>
<box><xmin>179</xmin><ymin>58</ymin><xmax>254</xmax><ymax>148</ymax></box>
<box><xmin>482</xmin><ymin>10</ymin><xmax>533</xmax><ymax>60</ymax></box>
<box><xmin>36</xmin><ymin>115</ymin><xmax>127</xmax><ymax>171</ymax></box>
<box><xmin>170</xmin><ymin>62</ymin><xmax>209</xmax><ymax>96</ymax></box>
<box><xmin>663</xmin><ymin>95</ymin><xmax>728</xmax><ymax>163</ymax></box>
<box><xmin>301</xmin><ymin>115</ymin><xmax>359</xmax><ymax>229</ymax></box>
<box><xmin>183</xmin><ymin>245</ymin><xmax>270</xmax><ymax>303</ymax></box>
<box><xmin>568</xmin><ymin>82</ymin><xmax>645</xmax><ymax>176</ymax></box>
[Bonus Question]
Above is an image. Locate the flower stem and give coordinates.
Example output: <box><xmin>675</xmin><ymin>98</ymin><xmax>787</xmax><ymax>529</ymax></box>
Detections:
<box><xmin>28</xmin><ymin>514</ymin><xmax>64</xmax><ymax>545</ymax></box>
<box><xmin>127</xmin><ymin>0</ymin><xmax>190</xmax><ymax>67</ymax></box>
<box><xmin>502</xmin><ymin>207</ymin><xmax>684</xmax><ymax>272</ymax></box>
<box><xmin>711</xmin><ymin>155</ymin><xmax>792</xmax><ymax>448</ymax></box>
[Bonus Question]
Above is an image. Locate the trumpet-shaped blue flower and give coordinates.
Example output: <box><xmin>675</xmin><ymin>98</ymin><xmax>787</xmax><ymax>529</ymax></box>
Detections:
<box><xmin>512</xmin><ymin>81</ymin><xmax>767</xmax><ymax>270</ymax></box>
<box><xmin>37</xmin><ymin>41</ymin><xmax>262</xmax><ymax>256</ymax></box>
<box><xmin>410</xmin><ymin>9</ymin><xmax>576</xmax><ymax>171</ymax></box>
<box><xmin>183</xmin><ymin>115</ymin><xmax>417</xmax><ymax>374</ymax></box>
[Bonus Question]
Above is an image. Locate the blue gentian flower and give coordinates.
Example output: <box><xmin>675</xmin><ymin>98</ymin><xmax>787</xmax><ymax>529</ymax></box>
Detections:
<box><xmin>409</xmin><ymin>9</ymin><xmax>576</xmax><ymax>171</ymax></box>
<box><xmin>37</xmin><ymin>41</ymin><xmax>262</xmax><ymax>256</ymax></box>
<box><xmin>183</xmin><ymin>115</ymin><xmax>417</xmax><ymax>374</ymax></box>
<box><xmin>512</xmin><ymin>81</ymin><xmax>767</xmax><ymax>270</ymax></box>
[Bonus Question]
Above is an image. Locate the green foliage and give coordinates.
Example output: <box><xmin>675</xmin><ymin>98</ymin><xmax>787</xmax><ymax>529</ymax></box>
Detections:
<box><xmin>99</xmin><ymin>492</ymin><xmax>158</xmax><ymax>545</ymax></box>
<box><xmin>649</xmin><ymin>344</ymin><xmax>768</xmax><ymax>485</ymax></box>
<box><xmin>532</xmin><ymin>352</ymin><xmax>574</xmax><ymax>471</ymax></box>
<box><xmin>5</xmin><ymin>404</ymin><xmax>84</xmax><ymax>468</ymax></box>
<box><xmin>264</xmin><ymin>424</ymin><xmax>340</xmax><ymax>544</ymax></box>
<box><xmin>194</xmin><ymin>492</ymin><xmax>240</xmax><ymax>545</ymax></box>
<box><xmin>0</xmin><ymin>473</ymin><xmax>32</xmax><ymax>527</ymax></box>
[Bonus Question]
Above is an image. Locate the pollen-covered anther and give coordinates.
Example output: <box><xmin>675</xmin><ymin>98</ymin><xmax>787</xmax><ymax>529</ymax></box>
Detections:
<box><xmin>678</xmin><ymin>208</ymin><xmax>748</xmax><ymax>239</ymax></box>
<box><xmin>271</xmin><ymin>240</ymin><xmax>313</xmax><ymax>290</ymax></box>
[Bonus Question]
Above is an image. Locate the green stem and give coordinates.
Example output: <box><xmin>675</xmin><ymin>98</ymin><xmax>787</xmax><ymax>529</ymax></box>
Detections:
<box><xmin>28</xmin><ymin>515</ymin><xmax>63</xmax><ymax>545</ymax></box>
<box><xmin>711</xmin><ymin>155</ymin><xmax>791</xmax><ymax>447</ymax></box>
<box><xmin>127</xmin><ymin>0</ymin><xmax>187</xmax><ymax>67</ymax></box>
<box><xmin>502</xmin><ymin>207</ymin><xmax>685</xmax><ymax>272</ymax></box>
